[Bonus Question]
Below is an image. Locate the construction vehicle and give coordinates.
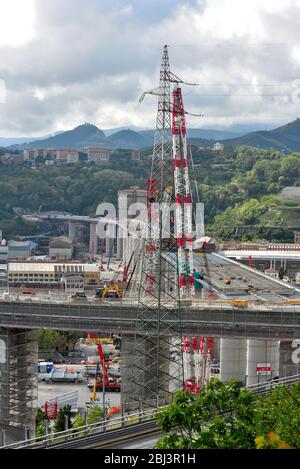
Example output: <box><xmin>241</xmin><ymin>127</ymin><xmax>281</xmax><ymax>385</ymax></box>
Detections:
<box><xmin>88</xmin><ymin>333</ymin><xmax>121</xmax><ymax>400</ymax></box>
<box><xmin>93</xmin><ymin>287</ymin><xmax>105</xmax><ymax>301</ymax></box>
<box><xmin>69</xmin><ymin>292</ymin><xmax>87</xmax><ymax>303</ymax></box>
<box><xmin>93</xmin><ymin>283</ymin><xmax>121</xmax><ymax>301</ymax></box>
<box><xmin>89</xmin><ymin>375</ymin><xmax>121</xmax><ymax>393</ymax></box>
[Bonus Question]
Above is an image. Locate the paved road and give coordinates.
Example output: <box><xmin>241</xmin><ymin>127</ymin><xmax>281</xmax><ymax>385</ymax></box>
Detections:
<box><xmin>105</xmin><ymin>431</ymin><xmax>162</xmax><ymax>449</ymax></box>
<box><xmin>38</xmin><ymin>382</ymin><xmax>121</xmax><ymax>409</ymax></box>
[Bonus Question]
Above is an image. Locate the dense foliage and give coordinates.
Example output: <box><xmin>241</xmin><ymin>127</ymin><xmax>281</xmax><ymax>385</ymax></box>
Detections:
<box><xmin>0</xmin><ymin>159</ymin><xmax>148</xmax><ymax>236</ymax></box>
<box><xmin>37</xmin><ymin>330</ymin><xmax>79</xmax><ymax>351</ymax></box>
<box><xmin>1</xmin><ymin>145</ymin><xmax>300</xmax><ymax>241</ymax></box>
<box><xmin>191</xmin><ymin>146</ymin><xmax>300</xmax><ymax>240</ymax></box>
<box><xmin>155</xmin><ymin>379</ymin><xmax>300</xmax><ymax>449</ymax></box>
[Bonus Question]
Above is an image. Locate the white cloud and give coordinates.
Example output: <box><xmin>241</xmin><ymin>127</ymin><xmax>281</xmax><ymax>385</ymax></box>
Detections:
<box><xmin>0</xmin><ymin>0</ymin><xmax>36</xmax><ymax>47</ymax></box>
<box><xmin>0</xmin><ymin>0</ymin><xmax>300</xmax><ymax>135</ymax></box>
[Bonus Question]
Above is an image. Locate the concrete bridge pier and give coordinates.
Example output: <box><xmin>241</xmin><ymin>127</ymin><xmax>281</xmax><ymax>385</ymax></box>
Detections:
<box><xmin>219</xmin><ymin>338</ymin><xmax>280</xmax><ymax>386</ymax></box>
<box><xmin>246</xmin><ymin>339</ymin><xmax>280</xmax><ymax>385</ymax></box>
<box><xmin>0</xmin><ymin>329</ymin><xmax>38</xmax><ymax>434</ymax></box>
<box><xmin>220</xmin><ymin>338</ymin><xmax>247</xmax><ymax>385</ymax></box>
<box><xmin>68</xmin><ymin>221</ymin><xmax>77</xmax><ymax>240</ymax></box>
<box><xmin>120</xmin><ymin>334</ymin><xmax>135</xmax><ymax>409</ymax></box>
<box><xmin>121</xmin><ymin>334</ymin><xmax>180</xmax><ymax>409</ymax></box>
<box><xmin>89</xmin><ymin>222</ymin><xmax>97</xmax><ymax>259</ymax></box>
<box><xmin>105</xmin><ymin>236</ymin><xmax>113</xmax><ymax>259</ymax></box>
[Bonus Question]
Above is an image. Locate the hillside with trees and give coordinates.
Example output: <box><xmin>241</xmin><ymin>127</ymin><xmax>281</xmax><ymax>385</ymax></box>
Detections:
<box><xmin>1</xmin><ymin>145</ymin><xmax>300</xmax><ymax>241</ymax></box>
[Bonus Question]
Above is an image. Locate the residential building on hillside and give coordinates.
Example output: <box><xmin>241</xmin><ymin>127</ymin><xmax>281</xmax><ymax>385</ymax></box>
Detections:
<box><xmin>84</xmin><ymin>147</ymin><xmax>112</xmax><ymax>163</ymax></box>
<box><xmin>131</xmin><ymin>150</ymin><xmax>141</xmax><ymax>160</ymax></box>
<box><xmin>56</xmin><ymin>149</ymin><xmax>79</xmax><ymax>164</ymax></box>
<box><xmin>213</xmin><ymin>142</ymin><xmax>225</xmax><ymax>151</ymax></box>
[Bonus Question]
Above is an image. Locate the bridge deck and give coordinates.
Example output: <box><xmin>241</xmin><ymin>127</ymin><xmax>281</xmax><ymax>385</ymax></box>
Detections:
<box><xmin>0</xmin><ymin>300</ymin><xmax>299</xmax><ymax>339</ymax></box>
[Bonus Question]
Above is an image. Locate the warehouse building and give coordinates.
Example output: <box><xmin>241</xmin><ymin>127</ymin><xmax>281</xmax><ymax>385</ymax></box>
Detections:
<box><xmin>8</xmin><ymin>262</ymin><xmax>100</xmax><ymax>289</ymax></box>
<box><xmin>49</xmin><ymin>236</ymin><xmax>74</xmax><ymax>260</ymax></box>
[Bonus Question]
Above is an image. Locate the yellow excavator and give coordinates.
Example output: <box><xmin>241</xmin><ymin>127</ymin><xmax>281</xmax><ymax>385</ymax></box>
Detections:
<box><xmin>93</xmin><ymin>284</ymin><xmax>121</xmax><ymax>301</ymax></box>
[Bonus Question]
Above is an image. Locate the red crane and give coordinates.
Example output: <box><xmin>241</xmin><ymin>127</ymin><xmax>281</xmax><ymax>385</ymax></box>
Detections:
<box><xmin>87</xmin><ymin>333</ymin><xmax>120</xmax><ymax>398</ymax></box>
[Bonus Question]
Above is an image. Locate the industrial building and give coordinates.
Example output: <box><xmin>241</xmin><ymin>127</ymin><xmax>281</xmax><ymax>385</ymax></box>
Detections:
<box><xmin>49</xmin><ymin>236</ymin><xmax>74</xmax><ymax>260</ymax></box>
<box><xmin>220</xmin><ymin>247</ymin><xmax>300</xmax><ymax>279</ymax></box>
<box><xmin>7</xmin><ymin>261</ymin><xmax>100</xmax><ymax>289</ymax></box>
<box><xmin>62</xmin><ymin>272</ymin><xmax>84</xmax><ymax>293</ymax></box>
<box><xmin>0</xmin><ymin>240</ymin><xmax>37</xmax><ymax>262</ymax></box>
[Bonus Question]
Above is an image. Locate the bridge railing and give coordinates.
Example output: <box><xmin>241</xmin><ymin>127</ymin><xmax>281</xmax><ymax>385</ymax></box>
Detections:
<box><xmin>246</xmin><ymin>373</ymin><xmax>300</xmax><ymax>393</ymax></box>
<box><xmin>0</xmin><ymin>406</ymin><xmax>161</xmax><ymax>450</ymax></box>
<box><xmin>2</xmin><ymin>374</ymin><xmax>300</xmax><ymax>449</ymax></box>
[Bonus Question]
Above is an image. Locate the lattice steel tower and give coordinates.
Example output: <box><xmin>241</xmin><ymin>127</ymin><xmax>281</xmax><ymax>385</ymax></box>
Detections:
<box><xmin>129</xmin><ymin>46</ymin><xmax>195</xmax><ymax>407</ymax></box>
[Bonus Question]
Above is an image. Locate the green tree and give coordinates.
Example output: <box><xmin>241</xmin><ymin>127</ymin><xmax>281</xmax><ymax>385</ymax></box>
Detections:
<box><xmin>155</xmin><ymin>381</ymin><xmax>300</xmax><ymax>449</ymax></box>
<box><xmin>35</xmin><ymin>407</ymin><xmax>49</xmax><ymax>438</ymax></box>
<box><xmin>54</xmin><ymin>405</ymin><xmax>73</xmax><ymax>432</ymax></box>
<box><xmin>38</xmin><ymin>330</ymin><xmax>62</xmax><ymax>349</ymax></box>
<box><xmin>87</xmin><ymin>404</ymin><xmax>103</xmax><ymax>424</ymax></box>
<box><xmin>155</xmin><ymin>379</ymin><xmax>256</xmax><ymax>449</ymax></box>
<box><xmin>255</xmin><ymin>384</ymin><xmax>300</xmax><ymax>448</ymax></box>
<box><xmin>72</xmin><ymin>413</ymin><xmax>86</xmax><ymax>437</ymax></box>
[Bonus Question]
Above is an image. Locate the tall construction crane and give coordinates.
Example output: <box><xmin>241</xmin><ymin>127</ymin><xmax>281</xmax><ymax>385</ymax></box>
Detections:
<box><xmin>130</xmin><ymin>46</ymin><xmax>203</xmax><ymax>408</ymax></box>
<box><xmin>172</xmin><ymin>85</ymin><xmax>195</xmax><ymax>299</ymax></box>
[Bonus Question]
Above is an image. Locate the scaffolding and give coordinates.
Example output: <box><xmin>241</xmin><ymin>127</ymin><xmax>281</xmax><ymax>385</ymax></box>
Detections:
<box><xmin>0</xmin><ymin>329</ymin><xmax>38</xmax><ymax>431</ymax></box>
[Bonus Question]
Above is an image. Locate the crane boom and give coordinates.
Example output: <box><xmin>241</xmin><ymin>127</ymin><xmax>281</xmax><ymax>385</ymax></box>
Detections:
<box><xmin>88</xmin><ymin>333</ymin><xmax>109</xmax><ymax>401</ymax></box>
<box><xmin>172</xmin><ymin>86</ymin><xmax>194</xmax><ymax>299</ymax></box>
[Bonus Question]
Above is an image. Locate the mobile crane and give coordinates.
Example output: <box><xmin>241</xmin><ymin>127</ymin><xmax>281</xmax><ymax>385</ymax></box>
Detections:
<box><xmin>88</xmin><ymin>333</ymin><xmax>121</xmax><ymax>400</ymax></box>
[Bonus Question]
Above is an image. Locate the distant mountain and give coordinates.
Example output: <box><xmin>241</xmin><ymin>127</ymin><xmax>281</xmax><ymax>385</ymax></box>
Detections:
<box><xmin>223</xmin><ymin>118</ymin><xmax>300</xmax><ymax>152</ymax></box>
<box><xmin>0</xmin><ymin>131</ymin><xmax>63</xmax><ymax>148</ymax></box>
<box><xmin>139</xmin><ymin>128</ymin><xmax>243</xmax><ymax>141</ymax></box>
<box><xmin>11</xmin><ymin>124</ymin><xmax>106</xmax><ymax>150</ymax></box>
<box><xmin>106</xmin><ymin>129</ymin><xmax>152</xmax><ymax>149</ymax></box>
<box><xmin>103</xmin><ymin>126</ymin><xmax>151</xmax><ymax>136</ymax></box>
<box><xmin>7</xmin><ymin>119</ymin><xmax>300</xmax><ymax>152</ymax></box>
<box><xmin>9</xmin><ymin>124</ymin><xmax>153</xmax><ymax>150</ymax></box>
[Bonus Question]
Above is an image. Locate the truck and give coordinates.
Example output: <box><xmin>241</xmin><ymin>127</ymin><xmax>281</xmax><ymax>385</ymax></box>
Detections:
<box><xmin>69</xmin><ymin>292</ymin><xmax>87</xmax><ymax>303</ymax></box>
<box><xmin>88</xmin><ymin>332</ymin><xmax>122</xmax><ymax>399</ymax></box>
<box><xmin>88</xmin><ymin>376</ymin><xmax>121</xmax><ymax>392</ymax></box>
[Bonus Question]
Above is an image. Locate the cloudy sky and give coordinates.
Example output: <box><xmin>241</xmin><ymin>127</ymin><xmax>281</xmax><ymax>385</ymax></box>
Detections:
<box><xmin>0</xmin><ymin>0</ymin><xmax>300</xmax><ymax>136</ymax></box>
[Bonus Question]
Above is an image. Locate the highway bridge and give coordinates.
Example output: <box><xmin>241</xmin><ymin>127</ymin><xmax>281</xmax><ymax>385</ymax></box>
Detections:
<box><xmin>0</xmin><ymin>299</ymin><xmax>300</xmax><ymax>340</ymax></box>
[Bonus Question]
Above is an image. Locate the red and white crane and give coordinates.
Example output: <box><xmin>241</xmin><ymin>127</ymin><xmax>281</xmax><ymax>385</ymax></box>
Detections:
<box><xmin>172</xmin><ymin>86</ymin><xmax>194</xmax><ymax>299</ymax></box>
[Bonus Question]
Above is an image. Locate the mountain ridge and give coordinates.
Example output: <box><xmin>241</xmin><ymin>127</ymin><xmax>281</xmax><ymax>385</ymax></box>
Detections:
<box><xmin>5</xmin><ymin>118</ymin><xmax>300</xmax><ymax>152</ymax></box>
